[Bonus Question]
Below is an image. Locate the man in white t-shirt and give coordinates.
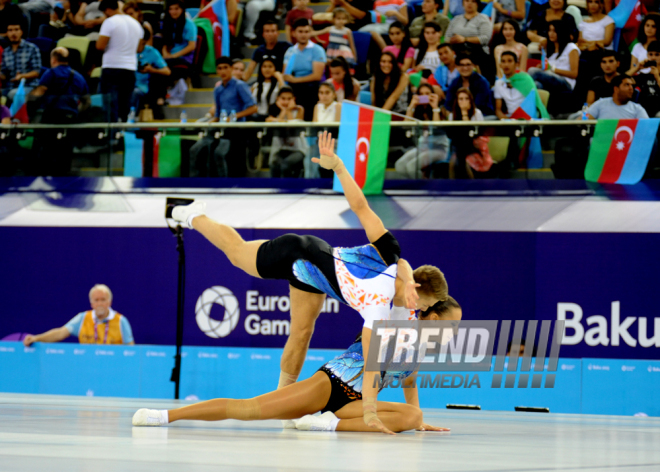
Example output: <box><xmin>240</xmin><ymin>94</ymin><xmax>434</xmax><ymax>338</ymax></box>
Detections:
<box><xmin>96</xmin><ymin>0</ymin><xmax>143</xmax><ymax>122</ymax></box>
<box><xmin>494</xmin><ymin>51</ymin><xmax>525</xmax><ymax>119</ymax></box>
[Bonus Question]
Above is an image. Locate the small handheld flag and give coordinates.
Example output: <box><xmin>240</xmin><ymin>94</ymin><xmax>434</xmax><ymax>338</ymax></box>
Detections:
<box><xmin>9</xmin><ymin>78</ymin><xmax>29</xmax><ymax>124</ymax></box>
<box><xmin>333</xmin><ymin>101</ymin><xmax>392</xmax><ymax>195</ymax></box>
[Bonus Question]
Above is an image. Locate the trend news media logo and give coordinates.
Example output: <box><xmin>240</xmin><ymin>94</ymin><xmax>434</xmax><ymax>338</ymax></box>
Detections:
<box><xmin>366</xmin><ymin>320</ymin><xmax>564</xmax><ymax>390</ymax></box>
<box><xmin>195</xmin><ymin>286</ymin><xmax>240</xmax><ymax>338</ymax></box>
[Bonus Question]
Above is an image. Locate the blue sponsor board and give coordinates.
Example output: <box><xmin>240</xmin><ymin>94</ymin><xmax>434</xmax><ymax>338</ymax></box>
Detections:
<box><xmin>1</xmin><ymin>227</ymin><xmax>659</xmax><ymax>360</ymax></box>
<box><xmin>2</xmin><ymin>342</ymin><xmax>660</xmax><ymax>416</ymax></box>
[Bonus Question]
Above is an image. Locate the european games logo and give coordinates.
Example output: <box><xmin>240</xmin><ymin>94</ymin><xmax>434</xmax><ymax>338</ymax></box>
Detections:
<box><xmin>195</xmin><ymin>286</ymin><xmax>240</xmax><ymax>338</ymax></box>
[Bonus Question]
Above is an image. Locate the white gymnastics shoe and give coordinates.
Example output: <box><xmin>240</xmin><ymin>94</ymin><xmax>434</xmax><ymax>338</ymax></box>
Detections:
<box><xmin>132</xmin><ymin>408</ymin><xmax>168</xmax><ymax>426</ymax></box>
<box><xmin>282</xmin><ymin>420</ymin><xmax>297</xmax><ymax>429</ymax></box>
<box><xmin>295</xmin><ymin>412</ymin><xmax>340</xmax><ymax>431</ymax></box>
<box><xmin>172</xmin><ymin>201</ymin><xmax>206</xmax><ymax>229</ymax></box>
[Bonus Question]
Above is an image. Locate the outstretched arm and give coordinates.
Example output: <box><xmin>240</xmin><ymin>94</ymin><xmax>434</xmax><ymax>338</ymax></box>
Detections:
<box><xmin>23</xmin><ymin>326</ymin><xmax>71</xmax><ymax>346</ymax></box>
<box><xmin>313</xmin><ymin>131</ymin><xmax>387</xmax><ymax>243</ymax></box>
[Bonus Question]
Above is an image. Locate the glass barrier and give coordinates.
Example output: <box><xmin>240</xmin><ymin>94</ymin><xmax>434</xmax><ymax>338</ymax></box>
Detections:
<box><xmin>0</xmin><ymin>120</ymin><xmax>602</xmax><ymax>180</ymax></box>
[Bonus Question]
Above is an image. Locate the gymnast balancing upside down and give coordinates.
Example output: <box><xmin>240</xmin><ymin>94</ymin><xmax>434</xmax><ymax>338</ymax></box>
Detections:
<box><xmin>133</xmin><ymin>298</ymin><xmax>462</xmax><ymax>432</ymax></box>
<box><xmin>163</xmin><ymin>131</ymin><xmax>448</xmax><ymax>433</ymax></box>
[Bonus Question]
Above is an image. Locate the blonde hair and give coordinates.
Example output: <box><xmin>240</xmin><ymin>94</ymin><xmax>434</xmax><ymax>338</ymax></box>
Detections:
<box><xmin>89</xmin><ymin>284</ymin><xmax>113</xmax><ymax>301</ymax></box>
<box><xmin>413</xmin><ymin>265</ymin><xmax>448</xmax><ymax>301</ymax></box>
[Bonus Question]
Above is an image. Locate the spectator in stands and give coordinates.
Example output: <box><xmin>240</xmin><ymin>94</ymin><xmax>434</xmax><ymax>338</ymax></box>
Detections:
<box><xmin>72</xmin><ymin>0</ymin><xmax>107</xmax><ymax>33</ymax></box>
<box><xmin>628</xmin><ymin>13</ymin><xmax>660</xmax><ymax>76</ymax></box>
<box><xmin>413</xmin><ymin>22</ymin><xmax>443</xmax><ymax>72</ymax></box>
<box><xmin>97</xmin><ymin>0</ymin><xmax>143</xmax><ymax>122</ymax></box>
<box><xmin>30</xmin><ymin>47</ymin><xmax>89</xmax><ymax>175</ymax></box>
<box><xmin>22</xmin><ymin>284</ymin><xmax>135</xmax><ymax>347</ymax></box>
<box><xmin>283</xmin><ymin>18</ymin><xmax>326</xmax><ymax>121</ymax></box>
<box><xmin>123</xmin><ymin>1</ymin><xmax>153</xmax><ymax>46</ymax></box>
<box><xmin>326</xmin><ymin>57</ymin><xmax>359</xmax><ymax>101</ymax></box>
<box><xmin>528</xmin><ymin>20</ymin><xmax>580</xmax><ymax>100</ymax></box>
<box><xmin>409</xmin><ymin>0</ymin><xmax>449</xmax><ymax>47</ymax></box>
<box><xmin>314</xmin><ymin>82</ymin><xmax>342</xmax><ymax>122</ymax></box>
<box><xmin>359</xmin><ymin>0</ymin><xmax>408</xmax><ymax>36</ymax></box>
<box><xmin>161</xmin><ymin>0</ymin><xmax>196</xmax><ymax>88</ymax></box>
<box><xmin>449</xmin><ymin>87</ymin><xmax>484</xmax><ymax>121</ymax></box>
<box><xmin>494</xmin><ymin>19</ymin><xmax>527</xmax><ymax>78</ymax></box>
<box><xmin>266</xmin><ymin>86</ymin><xmax>308</xmax><ymax>177</ymax></box>
<box><xmin>578</xmin><ymin>0</ymin><xmax>614</xmax><ymax>52</ymax></box>
<box><xmin>371</xmin><ymin>51</ymin><xmax>409</xmax><ymax>113</ymax></box>
<box><xmin>243</xmin><ymin>20</ymin><xmax>291</xmax><ymax>81</ymax></box>
<box><xmin>373</xmin><ymin>21</ymin><xmax>415</xmax><ymax>71</ymax></box>
<box><xmin>316</xmin><ymin>0</ymin><xmax>373</xmax><ymax>32</ymax></box>
<box><xmin>0</xmin><ymin>22</ymin><xmax>41</xmax><ymax>102</ymax></box>
<box><xmin>286</xmin><ymin>0</ymin><xmax>314</xmax><ymax>44</ymax></box>
<box><xmin>494</xmin><ymin>51</ymin><xmax>526</xmax><ymax>119</ymax></box>
<box><xmin>0</xmin><ymin>0</ymin><xmax>25</xmax><ymax>43</ymax></box>
<box><xmin>585</xmin><ymin>75</ymin><xmax>648</xmax><ymax>119</ymax></box>
<box><xmin>243</xmin><ymin>0</ymin><xmax>276</xmax><ymax>42</ymax></box>
<box><xmin>31</xmin><ymin>47</ymin><xmax>88</xmax><ymax>116</ymax></box>
<box><xmin>311</xmin><ymin>8</ymin><xmax>357</xmax><ymax>68</ymax></box>
<box><xmin>395</xmin><ymin>84</ymin><xmax>447</xmax><ymax>179</ymax></box>
<box><xmin>586</xmin><ymin>50</ymin><xmax>619</xmax><ymax>105</ymax></box>
<box><xmin>445</xmin><ymin>0</ymin><xmax>493</xmax><ymax>79</ymax></box>
<box><xmin>251</xmin><ymin>57</ymin><xmax>285</xmax><ymax>120</ymax></box>
<box><xmin>527</xmin><ymin>0</ymin><xmax>579</xmax><ymax>55</ymax></box>
<box><xmin>448</xmin><ymin>88</ymin><xmax>484</xmax><ymax>179</ymax></box>
<box><xmin>491</xmin><ymin>0</ymin><xmax>526</xmax><ymax>34</ymax></box>
<box><xmin>634</xmin><ymin>41</ymin><xmax>660</xmax><ymax>117</ymax></box>
<box><xmin>17</xmin><ymin>0</ymin><xmax>52</xmax><ymax>38</ymax></box>
<box><xmin>132</xmin><ymin>29</ymin><xmax>171</xmax><ymax>112</ymax></box>
<box><xmin>232</xmin><ymin>58</ymin><xmax>246</xmax><ymax>81</ymax></box>
<box><xmin>190</xmin><ymin>57</ymin><xmax>257</xmax><ymax>177</ymax></box>
<box><xmin>433</xmin><ymin>44</ymin><xmax>459</xmax><ymax>94</ymax></box>
<box><xmin>444</xmin><ymin>53</ymin><xmax>494</xmax><ymax>117</ymax></box>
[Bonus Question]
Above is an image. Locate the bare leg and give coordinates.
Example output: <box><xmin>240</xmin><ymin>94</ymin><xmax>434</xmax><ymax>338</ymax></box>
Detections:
<box><xmin>334</xmin><ymin>400</ymin><xmax>423</xmax><ymax>433</ymax></box>
<box><xmin>191</xmin><ymin>215</ymin><xmax>266</xmax><ymax>278</ymax></box>
<box><xmin>278</xmin><ymin>285</ymin><xmax>326</xmax><ymax>386</ymax></box>
<box><xmin>168</xmin><ymin>372</ymin><xmax>331</xmax><ymax>422</ymax></box>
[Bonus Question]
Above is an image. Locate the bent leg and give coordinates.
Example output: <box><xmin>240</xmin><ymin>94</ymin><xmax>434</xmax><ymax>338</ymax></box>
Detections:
<box><xmin>168</xmin><ymin>372</ymin><xmax>331</xmax><ymax>422</ymax></box>
<box><xmin>334</xmin><ymin>401</ymin><xmax>423</xmax><ymax>433</ymax></box>
<box><xmin>192</xmin><ymin>215</ymin><xmax>265</xmax><ymax>278</ymax></box>
<box><xmin>279</xmin><ymin>285</ymin><xmax>326</xmax><ymax>386</ymax></box>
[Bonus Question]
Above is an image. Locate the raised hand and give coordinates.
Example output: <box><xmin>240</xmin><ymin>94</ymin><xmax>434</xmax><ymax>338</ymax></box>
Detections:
<box><xmin>311</xmin><ymin>130</ymin><xmax>342</xmax><ymax>171</ymax></box>
<box><xmin>404</xmin><ymin>282</ymin><xmax>421</xmax><ymax>309</ymax></box>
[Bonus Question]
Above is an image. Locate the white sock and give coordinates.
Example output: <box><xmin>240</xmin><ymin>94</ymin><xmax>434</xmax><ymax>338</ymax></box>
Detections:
<box><xmin>160</xmin><ymin>410</ymin><xmax>169</xmax><ymax>425</ymax></box>
<box><xmin>186</xmin><ymin>214</ymin><xmax>201</xmax><ymax>230</ymax></box>
<box><xmin>328</xmin><ymin>417</ymin><xmax>340</xmax><ymax>432</ymax></box>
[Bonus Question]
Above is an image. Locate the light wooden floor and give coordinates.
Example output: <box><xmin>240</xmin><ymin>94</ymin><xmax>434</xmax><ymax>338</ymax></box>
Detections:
<box><xmin>1</xmin><ymin>393</ymin><xmax>659</xmax><ymax>472</ymax></box>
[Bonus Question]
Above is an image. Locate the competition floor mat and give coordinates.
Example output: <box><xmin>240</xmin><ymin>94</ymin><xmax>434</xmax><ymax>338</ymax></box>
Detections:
<box><xmin>1</xmin><ymin>393</ymin><xmax>659</xmax><ymax>472</ymax></box>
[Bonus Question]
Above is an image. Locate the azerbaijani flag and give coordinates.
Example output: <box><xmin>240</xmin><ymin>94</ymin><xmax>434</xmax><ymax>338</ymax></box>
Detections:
<box><xmin>196</xmin><ymin>0</ymin><xmax>230</xmax><ymax>58</ymax></box>
<box><xmin>585</xmin><ymin>119</ymin><xmax>660</xmax><ymax>184</ymax></box>
<box><xmin>508</xmin><ymin>73</ymin><xmax>548</xmax><ymax>169</ymax></box>
<box><xmin>333</xmin><ymin>101</ymin><xmax>391</xmax><ymax>195</ymax></box>
<box><xmin>9</xmin><ymin>79</ymin><xmax>29</xmax><ymax>123</ymax></box>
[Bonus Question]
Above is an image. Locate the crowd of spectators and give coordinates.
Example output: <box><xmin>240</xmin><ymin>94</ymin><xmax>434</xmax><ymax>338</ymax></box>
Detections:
<box><xmin>1</xmin><ymin>0</ymin><xmax>659</xmax><ymax>178</ymax></box>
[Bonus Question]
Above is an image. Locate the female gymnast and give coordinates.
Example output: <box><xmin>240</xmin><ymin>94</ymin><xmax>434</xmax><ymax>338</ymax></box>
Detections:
<box><xmin>133</xmin><ymin>298</ymin><xmax>462</xmax><ymax>433</ymax></box>
<box><xmin>169</xmin><ymin>131</ymin><xmax>449</xmax><ymax>433</ymax></box>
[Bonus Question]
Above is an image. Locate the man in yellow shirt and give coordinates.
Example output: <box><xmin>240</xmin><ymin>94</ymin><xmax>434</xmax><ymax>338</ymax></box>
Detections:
<box><xmin>23</xmin><ymin>284</ymin><xmax>134</xmax><ymax>346</ymax></box>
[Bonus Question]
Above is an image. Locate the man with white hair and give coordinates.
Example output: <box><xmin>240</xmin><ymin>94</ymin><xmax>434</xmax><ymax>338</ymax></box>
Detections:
<box><xmin>23</xmin><ymin>284</ymin><xmax>134</xmax><ymax>346</ymax></box>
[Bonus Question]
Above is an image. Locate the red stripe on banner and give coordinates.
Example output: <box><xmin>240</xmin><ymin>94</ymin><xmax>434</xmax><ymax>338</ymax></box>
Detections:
<box><xmin>598</xmin><ymin>119</ymin><xmax>637</xmax><ymax>183</ymax></box>
<box><xmin>354</xmin><ymin>107</ymin><xmax>374</xmax><ymax>188</ymax></box>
